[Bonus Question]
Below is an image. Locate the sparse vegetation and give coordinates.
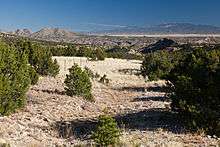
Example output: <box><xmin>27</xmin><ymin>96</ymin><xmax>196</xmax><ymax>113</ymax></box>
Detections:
<box><xmin>92</xmin><ymin>115</ymin><xmax>121</xmax><ymax>146</ymax></box>
<box><xmin>0</xmin><ymin>33</ymin><xmax>219</xmax><ymax>146</ymax></box>
<box><xmin>64</xmin><ymin>64</ymin><xmax>93</xmax><ymax>101</ymax></box>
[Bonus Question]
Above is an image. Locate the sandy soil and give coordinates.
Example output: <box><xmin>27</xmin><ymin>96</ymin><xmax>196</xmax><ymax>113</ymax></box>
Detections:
<box><xmin>0</xmin><ymin>57</ymin><xmax>219</xmax><ymax>147</ymax></box>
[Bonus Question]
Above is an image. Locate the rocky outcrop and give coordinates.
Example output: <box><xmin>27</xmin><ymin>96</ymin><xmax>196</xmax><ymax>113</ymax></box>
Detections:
<box><xmin>140</xmin><ymin>38</ymin><xmax>178</xmax><ymax>53</ymax></box>
<box><xmin>30</xmin><ymin>28</ymin><xmax>77</xmax><ymax>42</ymax></box>
<box><xmin>14</xmin><ymin>29</ymin><xmax>32</xmax><ymax>37</ymax></box>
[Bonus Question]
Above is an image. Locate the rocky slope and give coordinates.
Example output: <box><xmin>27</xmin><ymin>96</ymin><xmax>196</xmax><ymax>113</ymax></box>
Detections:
<box><xmin>0</xmin><ymin>57</ymin><xmax>219</xmax><ymax>146</ymax></box>
<box><xmin>1</xmin><ymin>28</ymin><xmax>78</xmax><ymax>42</ymax></box>
<box><xmin>14</xmin><ymin>29</ymin><xmax>32</xmax><ymax>37</ymax></box>
<box><xmin>30</xmin><ymin>28</ymin><xmax>77</xmax><ymax>42</ymax></box>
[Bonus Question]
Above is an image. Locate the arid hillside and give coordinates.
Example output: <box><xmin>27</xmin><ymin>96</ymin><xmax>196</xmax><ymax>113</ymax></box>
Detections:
<box><xmin>0</xmin><ymin>57</ymin><xmax>219</xmax><ymax>146</ymax></box>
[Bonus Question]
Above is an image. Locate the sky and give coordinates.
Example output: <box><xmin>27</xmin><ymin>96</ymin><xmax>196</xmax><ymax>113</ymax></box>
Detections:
<box><xmin>0</xmin><ymin>0</ymin><xmax>220</xmax><ymax>32</ymax></box>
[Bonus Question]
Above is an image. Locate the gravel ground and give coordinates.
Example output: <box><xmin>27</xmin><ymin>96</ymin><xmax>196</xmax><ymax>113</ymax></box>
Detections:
<box><xmin>0</xmin><ymin>57</ymin><xmax>219</xmax><ymax>147</ymax></box>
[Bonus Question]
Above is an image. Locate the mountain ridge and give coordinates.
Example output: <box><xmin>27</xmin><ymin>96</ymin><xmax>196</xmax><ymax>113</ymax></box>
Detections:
<box><xmin>93</xmin><ymin>23</ymin><xmax>220</xmax><ymax>35</ymax></box>
<box><xmin>1</xmin><ymin>23</ymin><xmax>220</xmax><ymax>43</ymax></box>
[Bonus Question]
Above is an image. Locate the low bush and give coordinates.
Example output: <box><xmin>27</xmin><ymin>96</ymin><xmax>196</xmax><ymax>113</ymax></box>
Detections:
<box><xmin>92</xmin><ymin>115</ymin><xmax>121</xmax><ymax>146</ymax></box>
<box><xmin>64</xmin><ymin>64</ymin><xmax>93</xmax><ymax>101</ymax></box>
<box><xmin>84</xmin><ymin>67</ymin><xmax>95</xmax><ymax>79</ymax></box>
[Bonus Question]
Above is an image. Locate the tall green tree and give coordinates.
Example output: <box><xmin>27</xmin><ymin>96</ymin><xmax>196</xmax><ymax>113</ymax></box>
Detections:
<box><xmin>0</xmin><ymin>42</ymin><xmax>31</xmax><ymax>115</ymax></box>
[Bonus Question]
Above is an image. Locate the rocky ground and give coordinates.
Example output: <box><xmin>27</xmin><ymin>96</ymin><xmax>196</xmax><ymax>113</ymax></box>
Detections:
<box><xmin>0</xmin><ymin>57</ymin><xmax>219</xmax><ymax>147</ymax></box>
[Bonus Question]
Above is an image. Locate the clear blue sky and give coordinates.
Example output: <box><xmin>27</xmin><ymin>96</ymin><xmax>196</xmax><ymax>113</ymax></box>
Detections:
<box><xmin>0</xmin><ymin>0</ymin><xmax>219</xmax><ymax>32</ymax></box>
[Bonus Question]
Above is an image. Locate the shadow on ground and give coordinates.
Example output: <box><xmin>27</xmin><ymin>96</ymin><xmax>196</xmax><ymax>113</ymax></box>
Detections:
<box><xmin>31</xmin><ymin>88</ymin><xmax>66</xmax><ymax>95</ymax></box>
<box><xmin>116</xmin><ymin>85</ymin><xmax>170</xmax><ymax>93</ymax></box>
<box><xmin>117</xmin><ymin>68</ymin><xmax>141</xmax><ymax>76</ymax></box>
<box><xmin>132</xmin><ymin>96</ymin><xmax>170</xmax><ymax>102</ymax></box>
<box><xmin>52</xmin><ymin>108</ymin><xmax>184</xmax><ymax>139</ymax></box>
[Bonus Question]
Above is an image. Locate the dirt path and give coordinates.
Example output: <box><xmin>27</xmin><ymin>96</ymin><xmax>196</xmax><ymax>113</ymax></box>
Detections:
<box><xmin>0</xmin><ymin>58</ymin><xmax>219</xmax><ymax>146</ymax></box>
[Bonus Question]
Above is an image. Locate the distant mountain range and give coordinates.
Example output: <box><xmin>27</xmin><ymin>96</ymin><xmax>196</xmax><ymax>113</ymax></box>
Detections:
<box><xmin>94</xmin><ymin>23</ymin><xmax>220</xmax><ymax>35</ymax></box>
<box><xmin>7</xmin><ymin>28</ymin><xmax>78</xmax><ymax>42</ymax></box>
<box><xmin>1</xmin><ymin>23</ymin><xmax>220</xmax><ymax>43</ymax></box>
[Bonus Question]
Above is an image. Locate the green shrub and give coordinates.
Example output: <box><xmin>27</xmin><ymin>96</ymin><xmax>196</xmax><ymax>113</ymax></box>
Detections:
<box><xmin>106</xmin><ymin>46</ymin><xmax>143</xmax><ymax>60</ymax></box>
<box><xmin>77</xmin><ymin>46</ymin><xmax>93</xmax><ymax>57</ymax></box>
<box><xmin>84</xmin><ymin>67</ymin><xmax>95</xmax><ymax>79</ymax></box>
<box><xmin>92</xmin><ymin>115</ymin><xmax>121</xmax><ymax>146</ymax></box>
<box><xmin>141</xmin><ymin>50</ymin><xmax>180</xmax><ymax>81</ymax></box>
<box><xmin>91</xmin><ymin>48</ymin><xmax>105</xmax><ymax>61</ymax></box>
<box><xmin>28</xmin><ymin>66</ymin><xmax>39</xmax><ymax>85</ymax></box>
<box><xmin>15</xmin><ymin>41</ymin><xmax>60</xmax><ymax>77</ymax></box>
<box><xmin>167</xmin><ymin>48</ymin><xmax>220</xmax><ymax>136</ymax></box>
<box><xmin>141</xmin><ymin>51</ymin><xmax>174</xmax><ymax>81</ymax></box>
<box><xmin>64</xmin><ymin>45</ymin><xmax>77</xmax><ymax>56</ymax></box>
<box><xmin>64</xmin><ymin>64</ymin><xmax>93</xmax><ymax>101</ymax></box>
<box><xmin>47</xmin><ymin>59</ymin><xmax>60</xmax><ymax>77</ymax></box>
<box><xmin>30</xmin><ymin>45</ymin><xmax>60</xmax><ymax>77</ymax></box>
<box><xmin>0</xmin><ymin>42</ymin><xmax>31</xmax><ymax>115</ymax></box>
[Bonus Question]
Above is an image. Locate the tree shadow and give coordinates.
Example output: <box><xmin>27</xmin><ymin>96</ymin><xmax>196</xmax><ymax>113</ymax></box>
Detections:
<box><xmin>52</xmin><ymin>108</ymin><xmax>184</xmax><ymax>140</ymax></box>
<box><xmin>31</xmin><ymin>88</ymin><xmax>66</xmax><ymax>95</ymax></box>
<box><xmin>147</xmin><ymin>86</ymin><xmax>170</xmax><ymax>93</ymax></box>
<box><xmin>132</xmin><ymin>96</ymin><xmax>170</xmax><ymax>102</ymax></box>
<box><xmin>53</xmin><ymin>118</ymin><xmax>97</xmax><ymax>139</ymax></box>
<box><xmin>115</xmin><ymin>108</ymin><xmax>183</xmax><ymax>133</ymax></box>
<box><xmin>117</xmin><ymin>68</ymin><xmax>141</xmax><ymax>76</ymax></box>
<box><xmin>119</xmin><ymin>86</ymin><xmax>146</xmax><ymax>92</ymax></box>
<box><xmin>117</xmin><ymin>85</ymin><xmax>170</xmax><ymax>93</ymax></box>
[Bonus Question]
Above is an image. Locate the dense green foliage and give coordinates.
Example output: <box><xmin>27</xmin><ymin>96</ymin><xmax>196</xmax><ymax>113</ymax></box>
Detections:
<box><xmin>64</xmin><ymin>64</ymin><xmax>93</xmax><ymax>101</ymax></box>
<box><xmin>0</xmin><ymin>42</ymin><xmax>31</xmax><ymax>115</ymax></box>
<box><xmin>141</xmin><ymin>47</ymin><xmax>220</xmax><ymax>136</ymax></box>
<box><xmin>28</xmin><ymin>66</ymin><xmax>39</xmax><ymax>85</ymax></box>
<box><xmin>90</xmin><ymin>48</ymin><xmax>106</xmax><ymax>61</ymax></box>
<box><xmin>141</xmin><ymin>50</ymin><xmax>182</xmax><ymax>81</ymax></box>
<box><xmin>50</xmin><ymin>44</ymin><xmax>143</xmax><ymax>60</ymax></box>
<box><xmin>167</xmin><ymin>48</ymin><xmax>220</xmax><ymax>136</ymax></box>
<box><xmin>51</xmin><ymin>45</ymin><xmax>106</xmax><ymax>60</ymax></box>
<box><xmin>106</xmin><ymin>46</ymin><xmax>143</xmax><ymax>60</ymax></box>
<box><xmin>84</xmin><ymin>67</ymin><xmax>97</xmax><ymax>80</ymax></box>
<box><xmin>14</xmin><ymin>40</ymin><xmax>59</xmax><ymax>77</ymax></box>
<box><xmin>92</xmin><ymin>115</ymin><xmax>121</xmax><ymax>146</ymax></box>
<box><xmin>27</xmin><ymin>44</ymin><xmax>60</xmax><ymax>77</ymax></box>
